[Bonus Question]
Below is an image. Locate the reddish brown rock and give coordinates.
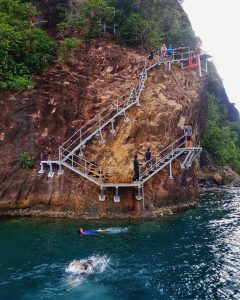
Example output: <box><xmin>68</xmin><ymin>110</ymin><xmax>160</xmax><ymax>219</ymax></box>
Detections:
<box><xmin>0</xmin><ymin>40</ymin><xmax>205</xmax><ymax>218</ymax></box>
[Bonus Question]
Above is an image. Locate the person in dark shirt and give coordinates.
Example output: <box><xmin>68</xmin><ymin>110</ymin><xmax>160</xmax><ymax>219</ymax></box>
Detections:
<box><xmin>148</xmin><ymin>50</ymin><xmax>154</xmax><ymax>61</ymax></box>
<box><xmin>145</xmin><ymin>148</ymin><xmax>152</xmax><ymax>169</ymax></box>
<box><xmin>133</xmin><ymin>155</ymin><xmax>140</xmax><ymax>181</ymax></box>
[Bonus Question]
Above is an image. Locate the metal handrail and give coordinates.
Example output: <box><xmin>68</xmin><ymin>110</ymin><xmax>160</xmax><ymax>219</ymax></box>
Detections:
<box><xmin>140</xmin><ymin>135</ymin><xmax>186</xmax><ymax>176</ymax></box>
<box><xmin>60</xmin><ymin>147</ymin><xmax>98</xmax><ymax>168</ymax></box>
<box><xmin>60</xmin><ymin>147</ymin><xmax>104</xmax><ymax>181</ymax></box>
<box><xmin>61</xmin><ymin>91</ymin><xmax>130</xmax><ymax>149</ymax></box>
<box><xmin>61</xmin><ymin>88</ymin><xmax>137</xmax><ymax>153</ymax></box>
<box><xmin>61</xmin><ymin>74</ymin><xmax>146</xmax><ymax>155</ymax></box>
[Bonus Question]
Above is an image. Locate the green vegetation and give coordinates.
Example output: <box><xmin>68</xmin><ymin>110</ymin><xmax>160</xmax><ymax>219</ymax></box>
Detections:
<box><xmin>0</xmin><ymin>0</ymin><xmax>196</xmax><ymax>91</ymax></box>
<box><xmin>58</xmin><ymin>0</ymin><xmax>114</xmax><ymax>40</ymax></box>
<box><xmin>58</xmin><ymin>38</ymin><xmax>81</xmax><ymax>63</ymax></box>
<box><xmin>0</xmin><ymin>0</ymin><xmax>56</xmax><ymax>91</ymax></box>
<box><xmin>202</xmin><ymin>65</ymin><xmax>240</xmax><ymax>168</ymax></box>
<box><xmin>20</xmin><ymin>152</ymin><xmax>35</xmax><ymax>169</ymax></box>
<box><xmin>58</xmin><ymin>0</ymin><xmax>196</xmax><ymax>48</ymax></box>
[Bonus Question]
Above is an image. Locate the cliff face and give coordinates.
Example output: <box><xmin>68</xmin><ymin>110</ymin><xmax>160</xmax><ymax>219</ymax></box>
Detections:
<box><xmin>0</xmin><ymin>39</ymin><xmax>205</xmax><ymax>218</ymax></box>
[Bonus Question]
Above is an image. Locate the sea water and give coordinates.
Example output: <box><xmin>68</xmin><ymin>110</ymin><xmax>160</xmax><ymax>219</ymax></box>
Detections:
<box><xmin>0</xmin><ymin>188</ymin><xmax>240</xmax><ymax>299</ymax></box>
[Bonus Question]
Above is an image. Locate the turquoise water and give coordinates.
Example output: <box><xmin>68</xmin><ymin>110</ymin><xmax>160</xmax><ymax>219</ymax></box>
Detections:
<box><xmin>0</xmin><ymin>189</ymin><xmax>240</xmax><ymax>299</ymax></box>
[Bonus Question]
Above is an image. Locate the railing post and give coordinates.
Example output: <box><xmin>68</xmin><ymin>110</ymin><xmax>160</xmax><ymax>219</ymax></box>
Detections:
<box><xmin>80</xmin><ymin>129</ymin><xmax>82</xmax><ymax>144</ymax></box>
<box><xmin>71</xmin><ymin>155</ymin><xmax>73</xmax><ymax>167</ymax></box>
<box><xmin>84</xmin><ymin>161</ymin><xmax>87</xmax><ymax>173</ymax></box>
<box><xmin>99</xmin><ymin>112</ymin><xmax>101</xmax><ymax>129</ymax></box>
<box><xmin>59</xmin><ymin>146</ymin><xmax>62</xmax><ymax>162</ymax></box>
<box><xmin>198</xmin><ymin>55</ymin><xmax>202</xmax><ymax>77</ymax></box>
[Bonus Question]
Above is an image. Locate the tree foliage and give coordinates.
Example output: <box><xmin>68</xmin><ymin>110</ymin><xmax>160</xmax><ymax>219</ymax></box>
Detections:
<box><xmin>202</xmin><ymin>93</ymin><xmax>240</xmax><ymax>168</ymax></box>
<box><xmin>0</xmin><ymin>0</ymin><xmax>56</xmax><ymax>91</ymax></box>
<box><xmin>58</xmin><ymin>0</ymin><xmax>114</xmax><ymax>40</ymax></box>
<box><xmin>59</xmin><ymin>0</ymin><xmax>196</xmax><ymax>48</ymax></box>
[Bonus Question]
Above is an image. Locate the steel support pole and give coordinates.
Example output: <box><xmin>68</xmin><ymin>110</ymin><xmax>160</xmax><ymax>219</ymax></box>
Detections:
<box><xmin>110</xmin><ymin>120</ymin><xmax>116</xmax><ymax>135</ymax></box>
<box><xmin>99</xmin><ymin>130</ymin><xmax>105</xmax><ymax>144</ymax></box>
<box><xmin>169</xmin><ymin>160</ymin><xmax>173</xmax><ymax>179</ymax></box>
<box><xmin>123</xmin><ymin>111</ymin><xmax>129</xmax><ymax>123</ymax></box>
<box><xmin>48</xmin><ymin>163</ymin><xmax>54</xmax><ymax>178</ymax></box>
<box><xmin>114</xmin><ymin>187</ymin><xmax>120</xmax><ymax>202</ymax></box>
<box><xmin>135</xmin><ymin>185</ymin><xmax>142</xmax><ymax>201</ymax></box>
<box><xmin>142</xmin><ymin>184</ymin><xmax>145</xmax><ymax>211</ymax></box>
<box><xmin>38</xmin><ymin>163</ymin><xmax>45</xmax><ymax>174</ymax></box>
<box><xmin>58</xmin><ymin>163</ymin><xmax>64</xmax><ymax>175</ymax></box>
<box><xmin>99</xmin><ymin>187</ymin><xmax>106</xmax><ymax>201</ymax></box>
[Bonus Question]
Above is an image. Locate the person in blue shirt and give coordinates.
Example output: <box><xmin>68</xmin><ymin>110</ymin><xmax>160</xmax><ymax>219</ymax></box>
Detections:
<box><xmin>145</xmin><ymin>148</ymin><xmax>152</xmax><ymax>169</ymax></box>
<box><xmin>167</xmin><ymin>44</ymin><xmax>173</xmax><ymax>56</ymax></box>
<box><xmin>79</xmin><ymin>228</ymin><xmax>110</xmax><ymax>235</ymax></box>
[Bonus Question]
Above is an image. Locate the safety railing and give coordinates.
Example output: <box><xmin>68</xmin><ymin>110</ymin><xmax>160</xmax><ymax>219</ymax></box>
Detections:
<box><xmin>139</xmin><ymin>135</ymin><xmax>186</xmax><ymax>179</ymax></box>
<box><xmin>61</xmin><ymin>90</ymin><xmax>133</xmax><ymax>151</ymax></box>
<box><xmin>144</xmin><ymin>47</ymin><xmax>197</xmax><ymax>71</ymax></box>
<box><xmin>60</xmin><ymin>147</ymin><xmax>104</xmax><ymax>184</ymax></box>
<box><xmin>61</xmin><ymin>71</ymin><xmax>146</xmax><ymax>156</ymax></box>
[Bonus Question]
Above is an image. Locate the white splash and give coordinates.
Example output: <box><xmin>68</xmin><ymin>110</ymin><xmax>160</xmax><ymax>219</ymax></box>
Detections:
<box><xmin>65</xmin><ymin>255</ymin><xmax>110</xmax><ymax>275</ymax></box>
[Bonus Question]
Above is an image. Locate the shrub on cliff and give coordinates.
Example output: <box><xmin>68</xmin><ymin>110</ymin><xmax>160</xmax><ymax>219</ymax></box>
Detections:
<box><xmin>0</xmin><ymin>0</ymin><xmax>56</xmax><ymax>91</ymax></box>
<box><xmin>20</xmin><ymin>152</ymin><xmax>35</xmax><ymax>169</ymax></box>
<box><xmin>58</xmin><ymin>38</ymin><xmax>81</xmax><ymax>63</ymax></box>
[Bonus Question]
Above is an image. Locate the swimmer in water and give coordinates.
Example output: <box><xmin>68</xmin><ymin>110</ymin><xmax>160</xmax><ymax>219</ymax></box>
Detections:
<box><xmin>71</xmin><ymin>259</ymin><xmax>93</xmax><ymax>272</ymax></box>
<box><xmin>79</xmin><ymin>228</ymin><xmax>110</xmax><ymax>235</ymax></box>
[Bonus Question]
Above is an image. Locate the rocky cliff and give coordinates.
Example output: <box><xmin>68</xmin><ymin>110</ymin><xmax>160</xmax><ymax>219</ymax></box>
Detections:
<box><xmin>0</xmin><ymin>38</ymin><xmax>206</xmax><ymax>218</ymax></box>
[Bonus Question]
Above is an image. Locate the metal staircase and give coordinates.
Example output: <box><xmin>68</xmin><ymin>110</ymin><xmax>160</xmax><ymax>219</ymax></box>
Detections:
<box><xmin>139</xmin><ymin>136</ymin><xmax>201</xmax><ymax>183</ymax></box>
<box><xmin>39</xmin><ymin>47</ymin><xmax>207</xmax><ymax>202</ymax></box>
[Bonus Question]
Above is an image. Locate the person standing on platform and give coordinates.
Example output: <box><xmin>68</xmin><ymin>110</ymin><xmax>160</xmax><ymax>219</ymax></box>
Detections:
<box><xmin>133</xmin><ymin>75</ymin><xmax>140</xmax><ymax>94</ymax></box>
<box><xmin>133</xmin><ymin>155</ymin><xmax>140</xmax><ymax>181</ymax></box>
<box><xmin>145</xmin><ymin>148</ymin><xmax>152</xmax><ymax>169</ymax></box>
<box><xmin>148</xmin><ymin>50</ymin><xmax>154</xmax><ymax>61</ymax></box>
<box><xmin>160</xmin><ymin>44</ymin><xmax>167</xmax><ymax>59</ymax></box>
<box><xmin>167</xmin><ymin>44</ymin><xmax>173</xmax><ymax>57</ymax></box>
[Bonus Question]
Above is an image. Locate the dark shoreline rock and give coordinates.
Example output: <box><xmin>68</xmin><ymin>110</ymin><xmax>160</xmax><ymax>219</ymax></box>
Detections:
<box><xmin>0</xmin><ymin>201</ymin><xmax>197</xmax><ymax>220</ymax></box>
<box><xmin>198</xmin><ymin>166</ymin><xmax>240</xmax><ymax>187</ymax></box>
